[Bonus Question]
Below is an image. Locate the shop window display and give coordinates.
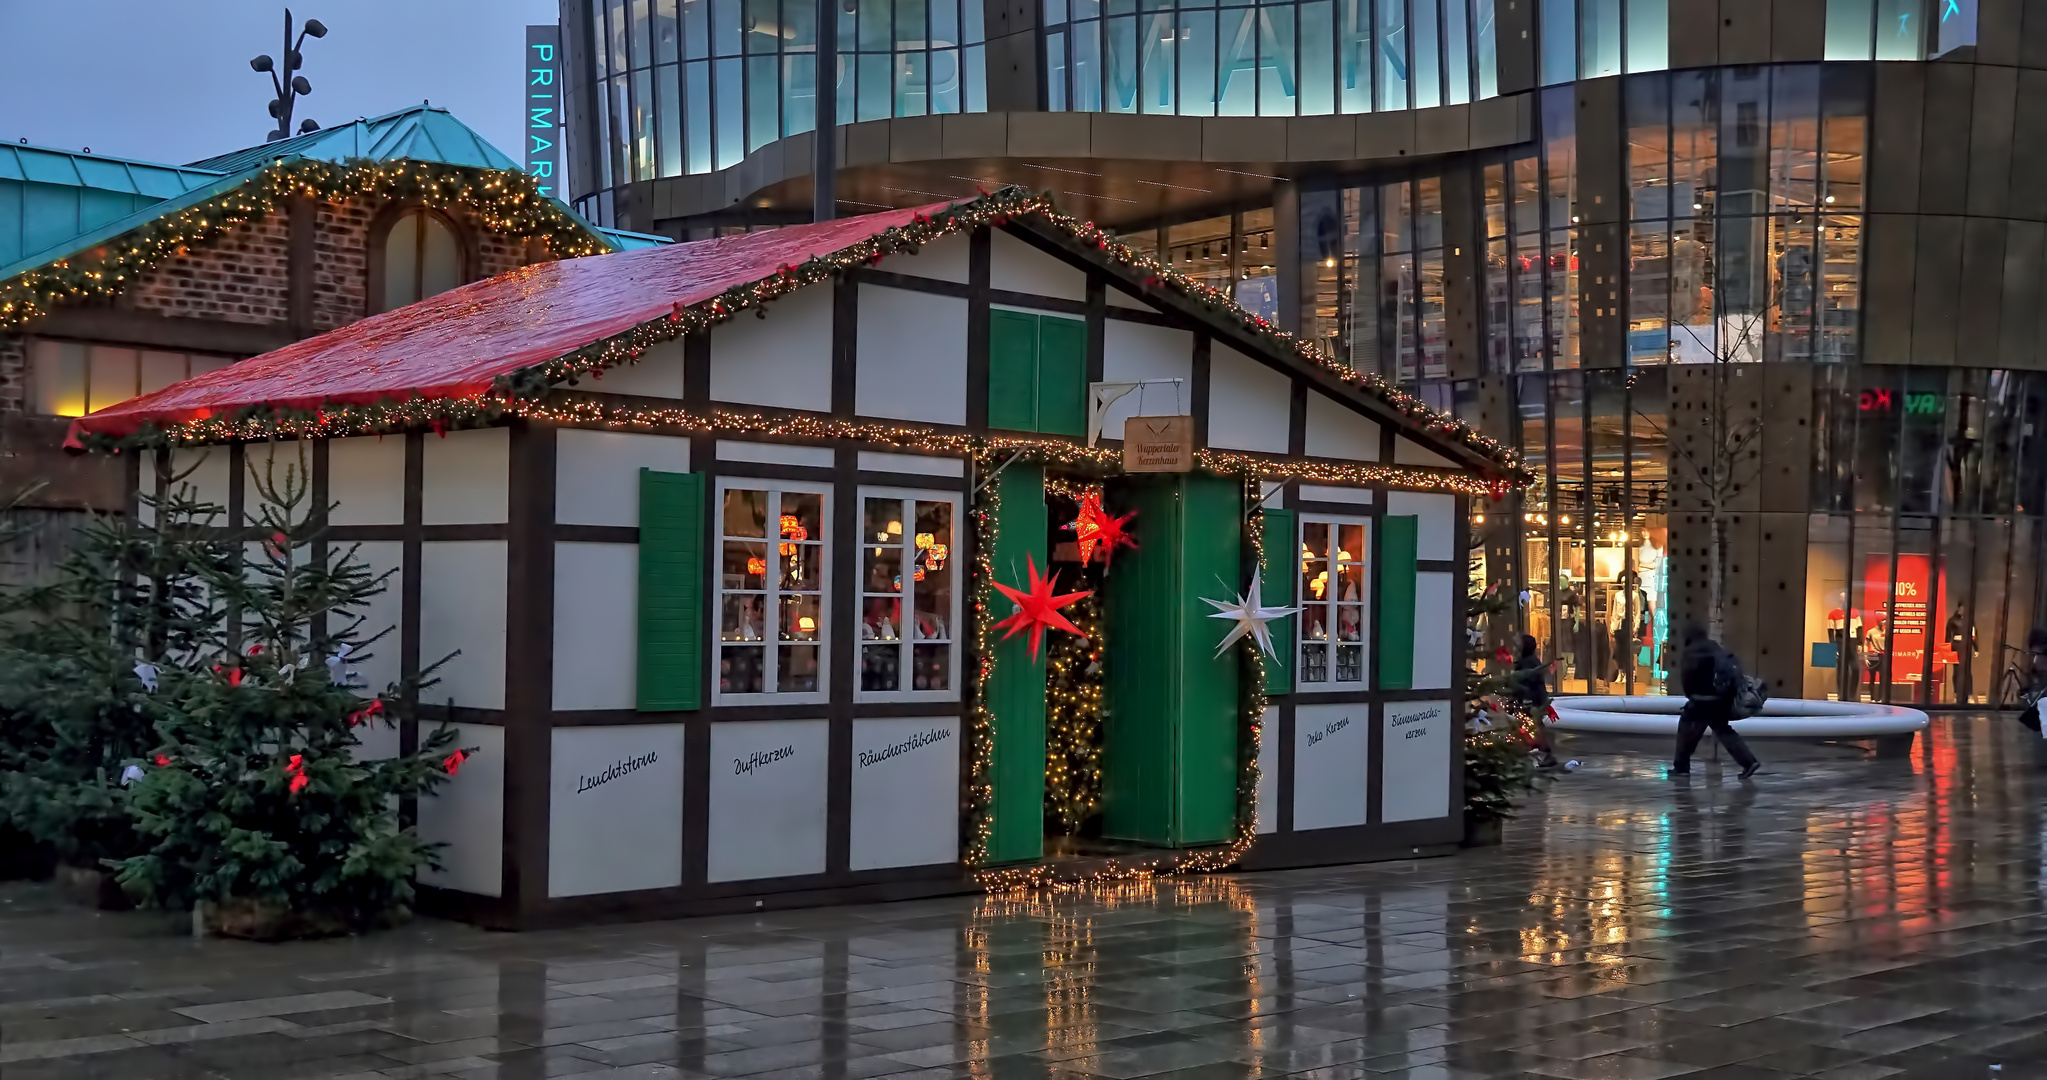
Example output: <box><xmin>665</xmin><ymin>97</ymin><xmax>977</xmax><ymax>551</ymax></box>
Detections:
<box><xmin>858</xmin><ymin>492</ymin><xmax>959</xmax><ymax>698</ymax></box>
<box><xmin>1298</xmin><ymin>516</ymin><xmax>1369</xmax><ymax>687</ymax></box>
<box><xmin>718</xmin><ymin>483</ymin><xmax>828</xmax><ymax>699</ymax></box>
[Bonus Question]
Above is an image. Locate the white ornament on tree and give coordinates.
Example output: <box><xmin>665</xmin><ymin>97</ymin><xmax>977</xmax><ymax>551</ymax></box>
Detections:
<box><xmin>1201</xmin><ymin>571</ymin><xmax>1301</xmax><ymax>659</ymax></box>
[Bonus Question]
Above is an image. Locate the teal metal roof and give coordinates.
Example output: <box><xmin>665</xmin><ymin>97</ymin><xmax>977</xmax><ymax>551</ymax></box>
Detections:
<box><xmin>597</xmin><ymin>226</ymin><xmax>673</xmax><ymax>250</ymax></box>
<box><xmin>187</xmin><ymin>104</ymin><xmax>524</xmax><ymax>175</ymax></box>
<box><xmin>0</xmin><ymin>144</ymin><xmax>225</xmax><ymax>272</ymax></box>
<box><xmin>0</xmin><ymin>103</ymin><xmax>639</xmax><ymax>287</ymax></box>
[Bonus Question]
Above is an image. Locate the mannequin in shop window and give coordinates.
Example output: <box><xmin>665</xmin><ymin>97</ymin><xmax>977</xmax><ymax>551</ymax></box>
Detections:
<box><xmin>1945</xmin><ymin>605</ymin><xmax>1975</xmax><ymax>704</ymax></box>
<box><xmin>1863</xmin><ymin>617</ymin><xmax>1887</xmax><ymax>696</ymax></box>
<box><xmin>1608</xmin><ymin>575</ymin><xmax>1651</xmax><ymax>687</ymax></box>
<box><xmin>1558</xmin><ymin>583</ymin><xmax>1584</xmax><ymax>681</ymax></box>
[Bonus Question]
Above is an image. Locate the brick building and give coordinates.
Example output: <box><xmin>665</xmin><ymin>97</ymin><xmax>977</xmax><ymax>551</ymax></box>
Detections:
<box><xmin>0</xmin><ymin>105</ymin><xmax>664</xmax><ymax>528</ymax></box>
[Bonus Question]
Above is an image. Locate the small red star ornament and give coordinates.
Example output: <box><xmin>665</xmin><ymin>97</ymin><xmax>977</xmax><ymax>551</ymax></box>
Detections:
<box><xmin>991</xmin><ymin>554</ymin><xmax>1091</xmax><ymax>661</ymax></box>
<box><xmin>1066</xmin><ymin>490</ymin><xmax>1137</xmax><ymax>568</ymax></box>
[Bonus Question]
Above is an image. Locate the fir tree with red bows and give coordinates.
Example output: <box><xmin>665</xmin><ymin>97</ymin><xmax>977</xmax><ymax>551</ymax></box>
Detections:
<box><xmin>114</xmin><ymin>453</ymin><xmax>471</xmax><ymax>937</ymax></box>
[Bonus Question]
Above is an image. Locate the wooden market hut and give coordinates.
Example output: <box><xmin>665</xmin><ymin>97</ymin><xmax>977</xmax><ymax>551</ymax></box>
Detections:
<box><xmin>70</xmin><ymin>189</ymin><xmax>1525</xmax><ymax>928</ymax></box>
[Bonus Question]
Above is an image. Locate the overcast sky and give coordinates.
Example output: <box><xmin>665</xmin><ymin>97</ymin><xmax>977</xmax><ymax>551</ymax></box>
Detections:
<box><xmin>1</xmin><ymin>0</ymin><xmax>559</xmax><ymax>167</ymax></box>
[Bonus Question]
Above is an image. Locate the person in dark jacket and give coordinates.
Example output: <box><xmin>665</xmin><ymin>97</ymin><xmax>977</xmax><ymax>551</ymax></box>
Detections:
<box><xmin>1672</xmin><ymin>622</ymin><xmax>1762</xmax><ymax>779</ymax></box>
<box><xmin>1508</xmin><ymin>635</ymin><xmax>1559</xmax><ymax>767</ymax></box>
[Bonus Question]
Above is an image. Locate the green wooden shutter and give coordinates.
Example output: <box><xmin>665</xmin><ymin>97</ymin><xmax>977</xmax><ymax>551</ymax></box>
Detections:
<box><xmin>1035</xmin><ymin>315</ymin><xmax>1088</xmax><ymax>437</ymax></box>
<box><xmin>1377</xmin><ymin>514</ymin><xmax>1418</xmax><ymax>691</ymax></box>
<box><xmin>988</xmin><ymin>309</ymin><xmax>1039</xmax><ymax>431</ymax></box>
<box><xmin>1260</xmin><ymin>508</ymin><xmax>1296</xmax><ymax>696</ymax></box>
<box><xmin>637</xmin><ymin>468</ymin><xmax>705</xmax><ymax>711</ymax></box>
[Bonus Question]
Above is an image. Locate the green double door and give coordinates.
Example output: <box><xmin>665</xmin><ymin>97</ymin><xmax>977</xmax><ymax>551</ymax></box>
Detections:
<box><xmin>981</xmin><ymin>470</ymin><xmax>1243</xmax><ymax>862</ymax></box>
<box><xmin>1100</xmin><ymin>473</ymin><xmax>1241</xmax><ymax>848</ymax></box>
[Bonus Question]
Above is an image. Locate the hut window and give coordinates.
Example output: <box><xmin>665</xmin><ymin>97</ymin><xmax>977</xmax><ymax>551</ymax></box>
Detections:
<box><xmin>856</xmin><ymin>490</ymin><xmax>960</xmax><ymax>699</ymax></box>
<box><xmin>1298</xmin><ymin>514</ymin><xmax>1371</xmax><ymax>687</ymax></box>
<box><xmin>716</xmin><ymin>480</ymin><xmax>830</xmax><ymax>700</ymax></box>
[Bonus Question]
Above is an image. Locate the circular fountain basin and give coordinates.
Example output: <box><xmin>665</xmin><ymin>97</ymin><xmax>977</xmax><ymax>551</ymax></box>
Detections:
<box><xmin>1549</xmin><ymin>695</ymin><xmax>1929</xmax><ymax>738</ymax></box>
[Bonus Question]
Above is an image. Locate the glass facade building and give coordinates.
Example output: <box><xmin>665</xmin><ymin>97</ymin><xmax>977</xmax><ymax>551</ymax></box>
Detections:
<box><xmin>567</xmin><ymin>0</ymin><xmax>988</xmax><ymax>221</ymax></box>
<box><xmin>562</xmin><ymin>0</ymin><xmax>2047</xmax><ymax>707</ymax></box>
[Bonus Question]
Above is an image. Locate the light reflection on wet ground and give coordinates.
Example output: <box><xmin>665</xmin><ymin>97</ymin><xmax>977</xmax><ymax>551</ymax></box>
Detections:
<box><xmin>4</xmin><ymin>716</ymin><xmax>2047</xmax><ymax>1078</ymax></box>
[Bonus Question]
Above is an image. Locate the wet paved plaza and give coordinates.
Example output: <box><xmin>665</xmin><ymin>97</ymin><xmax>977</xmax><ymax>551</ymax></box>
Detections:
<box><xmin>7</xmin><ymin>716</ymin><xmax>2047</xmax><ymax>1079</ymax></box>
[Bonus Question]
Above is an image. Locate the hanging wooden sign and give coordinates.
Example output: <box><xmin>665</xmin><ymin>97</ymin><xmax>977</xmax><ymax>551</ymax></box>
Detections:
<box><xmin>1123</xmin><ymin>415</ymin><xmax>1193</xmax><ymax>472</ymax></box>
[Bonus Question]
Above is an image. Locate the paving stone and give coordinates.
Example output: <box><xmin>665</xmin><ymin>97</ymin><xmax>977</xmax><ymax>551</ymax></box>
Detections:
<box><xmin>8</xmin><ymin>718</ymin><xmax>2047</xmax><ymax>1079</ymax></box>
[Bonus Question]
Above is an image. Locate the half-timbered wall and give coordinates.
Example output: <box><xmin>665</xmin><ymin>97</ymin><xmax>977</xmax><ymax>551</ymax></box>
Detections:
<box><xmin>174</xmin><ymin>221</ymin><xmax>1477</xmax><ymax>926</ymax></box>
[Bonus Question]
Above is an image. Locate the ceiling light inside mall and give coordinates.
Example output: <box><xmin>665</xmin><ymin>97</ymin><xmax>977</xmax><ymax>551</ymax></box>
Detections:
<box><xmin>1826</xmin><ymin>194</ymin><xmax>1836</xmax><ymax>203</ymax></box>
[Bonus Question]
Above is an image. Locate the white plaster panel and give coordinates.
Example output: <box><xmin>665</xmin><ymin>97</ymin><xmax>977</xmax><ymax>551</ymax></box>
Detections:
<box><xmin>593</xmin><ymin>336</ymin><xmax>687</xmax><ymax>398</ymax></box>
<box><xmin>856</xmin><ymin>285</ymin><xmax>968</xmax><ymax>425</ymax></box>
<box><xmin>716</xmin><ymin>440</ymin><xmax>835</xmax><ymax>468</ymax></box>
<box><xmin>708</xmin><ymin>719</ymin><xmax>829</xmax><ymax>882</ymax></box>
<box><xmin>339</xmin><ymin>540</ymin><xmax>404</xmax><ymax>700</ymax></box>
<box><xmin>1102</xmin><ymin>320</ymin><xmax>1195</xmax><ymax>437</ymax></box>
<box><xmin>1106</xmin><ymin>287</ymin><xmax>1157</xmax><ymax>312</ymax></box>
<box><xmin>1385</xmin><ymin>491</ymin><xmax>1457</xmax><ymax>560</ymax></box>
<box><xmin>419</xmin><ymin>541</ymin><xmax>506</xmax><ymax>710</ymax></box>
<box><xmin>1293</xmin><ymin>702</ymin><xmax>1370</xmax><ymax>831</ymax></box>
<box><xmin>417</xmin><ymin>722</ymin><xmax>505</xmax><ymax>896</ymax></box>
<box><xmin>1254</xmin><ymin>707</ymin><xmax>1277</xmax><ymax>834</ymax></box>
<box><xmin>1206</xmin><ymin>344</ymin><xmax>1291</xmax><ymax>454</ymax></box>
<box><xmin>1394</xmin><ymin>435</ymin><xmax>1460</xmax><ymax>468</ymax></box>
<box><xmin>1412</xmin><ymin>572</ymin><xmax>1456</xmax><ymax>691</ymax></box>
<box><xmin>553</xmin><ymin>543</ymin><xmax>639</xmax><ymax>712</ymax></box>
<box><xmin>1304</xmin><ymin>392</ymin><xmax>1382</xmax><ymax>461</ymax></box>
<box><xmin>856</xmin><ymin>451</ymin><xmax>964</xmax><ymax>476</ymax></box>
<box><xmin>709</xmin><ymin>284</ymin><xmax>834</xmax><ymax>412</ymax></box>
<box><xmin>849</xmin><ymin>717</ymin><xmax>961</xmax><ymax>871</ymax></box>
<box><xmin>880</xmin><ymin>230</ymin><xmax>971</xmax><ymax>283</ymax></box>
<box><xmin>1381</xmin><ymin>700</ymin><xmax>1453</xmax><ymax>822</ymax></box>
<box><xmin>1297</xmin><ymin>484</ymin><xmax>1374</xmax><ymax>506</ymax></box>
<box><xmin>348</xmin><ymin>545</ymin><xmax>401</xmax><ymax>765</ymax></box>
<box><xmin>421</xmin><ymin>427</ymin><xmax>509</xmax><ymax>525</ymax></box>
<box><xmin>990</xmin><ymin>228</ymin><xmax>1087</xmax><ymax>301</ymax></box>
<box><xmin>548</xmin><ymin>724</ymin><xmax>687</xmax><ymax>897</ymax></box>
<box><xmin>327</xmin><ymin>436</ymin><xmax>406</xmax><ymax>526</ymax></box>
<box><xmin>168</xmin><ymin>447</ymin><xmax>231</xmax><ymax>518</ymax></box>
<box><xmin>555</xmin><ymin>429</ymin><xmax>692</xmax><ymax>527</ymax></box>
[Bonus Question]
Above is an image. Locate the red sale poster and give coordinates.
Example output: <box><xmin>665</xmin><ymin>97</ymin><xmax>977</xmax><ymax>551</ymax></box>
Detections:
<box><xmin>1861</xmin><ymin>553</ymin><xmax>1947</xmax><ymax>682</ymax></box>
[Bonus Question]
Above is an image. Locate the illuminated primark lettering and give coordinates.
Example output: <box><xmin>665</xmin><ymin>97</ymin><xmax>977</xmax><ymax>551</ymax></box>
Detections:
<box><xmin>524</xmin><ymin>26</ymin><xmax>561</xmax><ymax>197</ymax></box>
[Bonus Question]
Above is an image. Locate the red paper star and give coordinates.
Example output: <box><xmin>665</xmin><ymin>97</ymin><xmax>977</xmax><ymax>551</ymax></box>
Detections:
<box><xmin>1066</xmin><ymin>490</ymin><xmax>1137</xmax><ymax>568</ymax></box>
<box><xmin>991</xmin><ymin>554</ymin><xmax>1091</xmax><ymax>661</ymax></box>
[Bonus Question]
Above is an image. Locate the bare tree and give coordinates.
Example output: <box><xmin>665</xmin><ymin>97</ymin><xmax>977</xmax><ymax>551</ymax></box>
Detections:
<box><xmin>1631</xmin><ymin>312</ymin><xmax>1766</xmax><ymax>643</ymax></box>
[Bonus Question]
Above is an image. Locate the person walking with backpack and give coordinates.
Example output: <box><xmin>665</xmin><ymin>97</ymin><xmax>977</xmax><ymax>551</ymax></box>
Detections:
<box><xmin>1671</xmin><ymin>621</ymin><xmax>1763</xmax><ymax>779</ymax></box>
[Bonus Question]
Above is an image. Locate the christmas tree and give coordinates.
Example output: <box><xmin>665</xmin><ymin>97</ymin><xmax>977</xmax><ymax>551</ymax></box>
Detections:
<box><xmin>0</xmin><ymin>478</ymin><xmax>233</xmax><ymax>888</ymax></box>
<box><xmin>1462</xmin><ymin>575</ymin><xmax>1537</xmax><ymax>831</ymax></box>
<box><xmin>113</xmin><ymin>453</ymin><xmax>470</xmax><ymax>937</ymax></box>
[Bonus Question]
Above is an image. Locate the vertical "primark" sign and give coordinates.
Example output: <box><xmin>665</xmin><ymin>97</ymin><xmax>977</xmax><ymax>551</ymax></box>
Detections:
<box><xmin>524</xmin><ymin>25</ymin><xmax>561</xmax><ymax>197</ymax></box>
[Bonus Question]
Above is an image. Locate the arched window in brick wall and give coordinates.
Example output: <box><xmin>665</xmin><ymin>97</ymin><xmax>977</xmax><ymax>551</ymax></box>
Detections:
<box><xmin>368</xmin><ymin>206</ymin><xmax>470</xmax><ymax>314</ymax></box>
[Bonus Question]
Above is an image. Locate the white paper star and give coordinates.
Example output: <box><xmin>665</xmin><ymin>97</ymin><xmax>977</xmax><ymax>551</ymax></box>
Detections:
<box><xmin>1202</xmin><ymin>571</ymin><xmax>1301</xmax><ymax>659</ymax></box>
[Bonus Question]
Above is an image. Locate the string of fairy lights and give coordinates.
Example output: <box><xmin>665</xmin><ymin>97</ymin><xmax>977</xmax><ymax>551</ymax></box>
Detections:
<box><xmin>1</xmin><ymin>158</ymin><xmax>604</xmax><ymax>331</ymax></box>
<box><xmin>971</xmin><ymin>477</ymin><xmax>1271</xmax><ymax>892</ymax></box>
<box><xmin>94</xmin><ymin>397</ymin><xmax>1513</xmax><ymax>501</ymax></box>
<box><xmin>1042</xmin><ymin>477</ymin><xmax>1106</xmax><ymax>836</ymax></box>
